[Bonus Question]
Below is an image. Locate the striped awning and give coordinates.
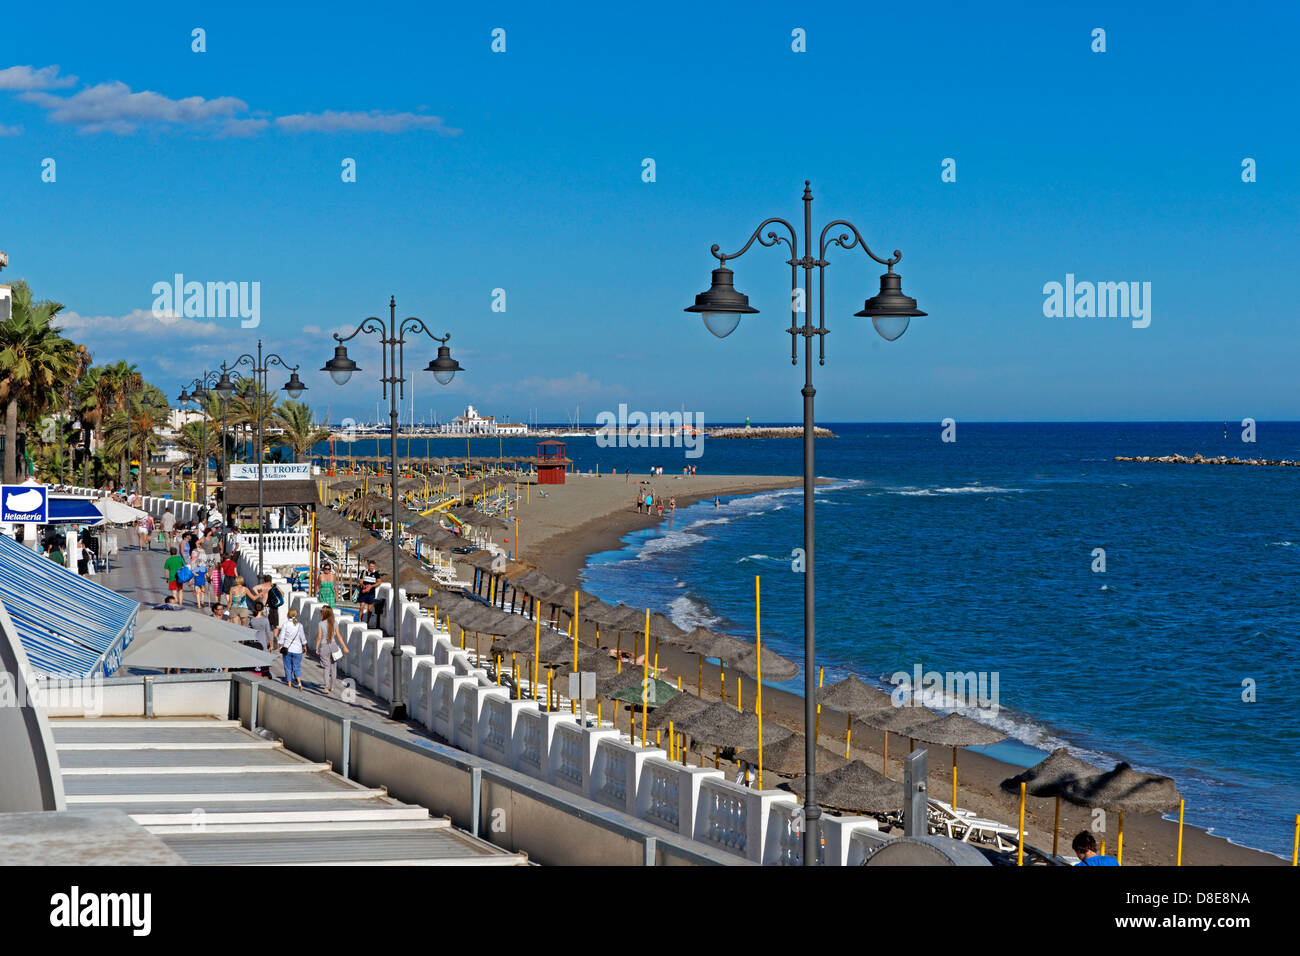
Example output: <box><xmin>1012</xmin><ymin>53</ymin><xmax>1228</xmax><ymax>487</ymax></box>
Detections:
<box><xmin>0</xmin><ymin>534</ymin><xmax>137</xmax><ymax>677</ymax></box>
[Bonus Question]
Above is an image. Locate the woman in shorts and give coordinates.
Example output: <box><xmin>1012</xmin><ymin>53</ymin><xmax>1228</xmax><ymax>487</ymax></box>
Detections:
<box><xmin>227</xmin><ymin>576</ymin><xmax>254</xmax><ymax>622</ymax></box>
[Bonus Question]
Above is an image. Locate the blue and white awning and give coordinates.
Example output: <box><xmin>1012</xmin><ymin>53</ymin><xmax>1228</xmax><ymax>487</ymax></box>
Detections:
<box><xmin>0</xmin><ymin>533</ymin><xmax>136</xmax><ymax>677</ymax></box>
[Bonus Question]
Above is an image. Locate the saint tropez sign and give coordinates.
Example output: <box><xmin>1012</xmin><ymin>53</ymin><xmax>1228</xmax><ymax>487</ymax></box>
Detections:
<box><xmin>1</xmin><ymin>484</ymin><xmax>48</xmax><ymax>523</ymax></box>
<box><xmin>229</xmin><ymin>463</ymin><xmax>314</xmax><ymax>481</ymax></box>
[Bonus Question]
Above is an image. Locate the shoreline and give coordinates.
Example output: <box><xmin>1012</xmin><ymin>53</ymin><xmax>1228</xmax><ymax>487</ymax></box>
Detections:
<box><xmin>518</xmin><ymin>479</ymin><xmax>1285</xmax><ymax>866</ymax></box>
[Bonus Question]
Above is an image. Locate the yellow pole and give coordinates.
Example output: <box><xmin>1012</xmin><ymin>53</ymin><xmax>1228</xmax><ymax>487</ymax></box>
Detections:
<box><xmin>1053</xmin><ymin>795</ymin><xmax>1061</xmax><ymax>857</ymax></box>
<box><xmin>511</xmin><ymin>652</ymin><xmax>517</xmax><ymax>698</ymax></box>
<box><xmin>573</xmin><ymin>591</ymin><xmax>579</xmax><ymax>669</ymax></box>
<box><xmin>459</xmin><ymin>626</ymin><xmax>465</xmax><ymax>650</ymax></box>
<box><xmin>669</xmin><ymin>720</ymin><xmax>675</xmax><ymax>760</ymax></box>
<box><xmin>1100</xmin><ymin>839</ymin><xmax>1106</xmax><ymax>855</ymax></box>
<box><xmin>845</xmin><ymin>713</ymin><xmax>851</xmax><ymax>758</ymax></box>
<box><xmin>815</xmin><ymin>666</ymin><xmax>824</xmax><ymax>741</ymax></box>
<box><xmin>720</xmin><ymin>660</ymin><xmax>725</xmax><ymax>701</ymax></box>
<box><xmin>1118</xmin><ymin>811</ymin><xmax>1124</xmax><ymax>865</ymax></box>
<box><xmin>495</xmin><ymin>654</ymin><xmax>500</xmax><ymax>686</ymax></box>
<box><xmin>737</xmin><ymin>678</ymin><xmax>742</xmax><ymax>713</ymax></box>
<box><xmin>1177</xmin><ymin>800</ymin><xmax>1184</xmax><ymax>866</ymax></box>
<box><xmin>755</xmin><ymin>574</ymin><xmax>763</xmax><ymax>791</ymax></box>
<box><xmin>616</xmin><ymin>633</ymin><xmax>622</xmax><ymax>673</ymax></box>
<box><xmin>546</xmin><ymin>669</ymin><xmax>552</xmax><ymax>713</ymax></box>
<box><xmin>597</xmin><ymin>700</ymin><xmax>602</xmax><ymax>724</ymax></box>
<box><xmin>677</xmin><ymin>675</ymin><xmax>682</xmax><ymax>690</ymax></box>
<box><xmin>534</xmin><ymin>613</ymin><xmax>540</xmax><ymax>703</ymax></box>
<box><xmin>952</xmin><ymin>745</ymin><xmax>958</xmax><ymax>810</ymax></box>
<box><xmin>1292</xmin><ymin>813</ymin><xmax>1299</xmax><ymax>866</ymax></box>
<box><xmin>569</xmin><ymin>620</ymin><xmax>576</xmax><ymax>715</ymax></box>
<box><xmin>1017</xmin><ymin>782</ymin><xmax>1026</xmax><ymax>866</ymax></box>
<box><xmin>641</xmin><ymin>615</ymin><xmax>649</xmax><ymax>748</ymax></box>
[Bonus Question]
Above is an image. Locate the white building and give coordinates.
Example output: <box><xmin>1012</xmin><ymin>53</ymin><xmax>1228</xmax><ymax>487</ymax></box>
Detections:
<box><xmin>440</xmin><ymin>405</ymin><xmax>526</xmax><ymax>436</ymax></box>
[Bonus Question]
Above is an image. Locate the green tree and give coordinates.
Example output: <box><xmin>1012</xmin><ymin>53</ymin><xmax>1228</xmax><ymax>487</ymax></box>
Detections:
<box><xmin>0</xmin><ymin>281</ymin><xmax>84</xmax><ymax>483</ymax></box>
<box><xmin>273</xmin><ymin>399</ymin><xmax>330</xmax><ymax>462</ymax></box>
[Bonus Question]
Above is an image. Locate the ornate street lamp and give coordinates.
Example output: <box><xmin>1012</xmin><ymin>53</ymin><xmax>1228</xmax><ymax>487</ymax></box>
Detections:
<box><xmin>177</xmin><ymin>371</ymin><xmax>220</xmax><ymax>507</ymax></box>
<box><xmin>684</xmin><ymin>181</ymin><xmax>927</xmax><ymax>865</ymax></box>
<box><xmin>222</xmin><ymin>343</ymin><xmax>304</xmax><ymax>574</ymax></box>
<box><xmin>323</xmin><ymin>295</ymin><xmax>463</xmax><ymax>720</ymax></box>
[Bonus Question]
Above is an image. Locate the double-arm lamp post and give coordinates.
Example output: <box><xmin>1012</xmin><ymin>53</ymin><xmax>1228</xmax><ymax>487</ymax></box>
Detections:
<box><xmin>322</xmin><ymin>295</ymin><xmax>464</xmax><ymax>720</ymax></box>
<box><xmin>684</xmin><ymin>181</ymin><xmax>927</xmax><ymax>866</ymax></box>
<box><xmin>176</xmin><ymin>370</ymin><xmax>221</xmax><ymax>507</ymax></box>
<box><xmin>213</xmin><ymin>342</ymin><xmax>306</xmax><ymax>576</ymax></box>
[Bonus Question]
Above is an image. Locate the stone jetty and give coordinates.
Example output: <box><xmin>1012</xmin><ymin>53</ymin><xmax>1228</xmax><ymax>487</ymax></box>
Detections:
<box><xmin>1114</xmin><ymin>453</ymin><xmax>1300</xmax><ymax>467</ymax></box>
<box><xmin>709</xmin><ymin>426</ymin><xmax>836</xmax><ymax>439</ymax></box>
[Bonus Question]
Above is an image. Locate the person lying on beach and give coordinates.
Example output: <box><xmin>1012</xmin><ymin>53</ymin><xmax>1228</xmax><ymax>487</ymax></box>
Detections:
<box><xmin>603</xmin><ymin>646</ymin><xmax>645</xmax><ymax>665</ymax></box>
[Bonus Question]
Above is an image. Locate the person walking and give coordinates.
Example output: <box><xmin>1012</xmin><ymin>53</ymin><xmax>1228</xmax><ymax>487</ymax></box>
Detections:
<box><xmin>317</xmin><ymin>562</ymin><xmax>337</xmax><ymax>608</ymax></box>
<box><xmin>161</xmin><ymin>508</ymin><xmax>176</xmax><ymax>542</ymax></box>
<box><xmin>135</xmin><ymin>517</ymin><xmax>149</xmax><ymax>552</ymax></box>
<box><xmin>189</xmin><ymin>545</ymin><xmax>209</xmax><ymax>611</ymax></box>
<box><xmin>227</xmin><ymin>575</ymin><xmax>254</xmax><ymax>623</ymax></box>
<box><xmin>245</xmin><ymin>600</ymin><xmax>275</xmax><ymax>679</ymax></box>
<box><xmin>162</xmin><ymin>547</ymin><xmax>185</xmax><ymax>605</ymax></box>
<box><xmin>220</xmin><ymin>553</ymin><xmax>238</xmax><ymax>607</ymax></box>
<box><xmin>278</xmin><ymin>607</ymin><xmax>307</xmax><ymax>691</ymax></box>
<box><xmin>315</xmin><ymin>605</ymin><xmax>347</xmax><ymax>695</ymax></box>
<box><xmin>260</xmin><ymin>574</ymin><xmax>285</xmax><ymax>629</ymax></box>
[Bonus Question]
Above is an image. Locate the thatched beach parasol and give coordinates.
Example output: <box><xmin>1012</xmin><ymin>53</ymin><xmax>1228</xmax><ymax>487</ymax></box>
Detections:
<box><xmin>735</xmin><ymin>733</ymin><xmax>848</xmax><ymax>779</ymax></box>
<box><xmin>909</xmin><ymin>713</ymin><xmax>1006</xmax><ymax>811</ymax></box>
<box><xmin>1000</xmin><ymin>748</ymin><xmax>1099</xmax><ymax>857</ymax></box>
<box><xmin>787</xmin><ymin>759</ymin><xmax>905</xmax><ymax>815</ymax></box>
<box><xmin>1059</xmin><ymin>762</ymin><xmax>1183</xmax><ymax>865</ymax></box>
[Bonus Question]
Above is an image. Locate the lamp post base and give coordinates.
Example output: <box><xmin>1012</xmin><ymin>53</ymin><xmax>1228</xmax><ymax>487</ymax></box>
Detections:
<box><xmin>388</xmin><ymin>702</ymin><xmax>408</xmax><ymax>721</ymax></box>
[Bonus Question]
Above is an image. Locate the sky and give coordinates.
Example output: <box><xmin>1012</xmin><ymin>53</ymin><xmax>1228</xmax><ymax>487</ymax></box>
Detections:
<box><xmin>2</xmin><ymin>0</ymin><xmax>1297</xmax><ymax>425</ymax></box>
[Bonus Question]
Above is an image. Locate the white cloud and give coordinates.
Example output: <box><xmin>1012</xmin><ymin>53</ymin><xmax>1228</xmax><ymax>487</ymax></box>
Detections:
<box><xmin>275</xmin><ymin>110</ymin><xmax>460</xmax><ymax>135</ymax></box>
<box><xmin>0</xmin><ymin>123</ymin><xmax>20</xmax><ymax>136</ymax></box>
<box><xmin>57</xmin><ymin>308</ymin><xmax>230</xmax><ymax>341</ymax></box>
<box><xmin>511</xmin><ymin>372</ymin><xmax>613</xmax><ymax>398</ymax></box>
<box><xmin>0</xmin><ymin>65</ymin><xmax>77</xmax><ymax>91</ymax></box>
<box><xmin>22</xmin><ymin>81</ymin><xmax>249</xmax><ymax>135</ymax></box>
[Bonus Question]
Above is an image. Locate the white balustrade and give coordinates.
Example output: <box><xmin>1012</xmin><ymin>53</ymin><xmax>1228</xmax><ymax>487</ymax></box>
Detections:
<box><xmin>591</xmin><ymin>737</ymin><xmax>665</xmax><ymax>815</ymax></box>
<box><xmin>637</xmin><ymin>758</ymin><xmax>723</xmax><ymax>838</ymax></box>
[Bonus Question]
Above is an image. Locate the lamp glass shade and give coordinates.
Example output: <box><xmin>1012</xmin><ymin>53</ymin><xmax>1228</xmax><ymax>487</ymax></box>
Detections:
<box><xmin>213</xmin><ymin>374</ymin><xmax>235</xmax><ymax>403</ymax></box>
<box><xmin>322</xmin><ymin>346</ymin><xmax>359</xmax><ymax>386</ymax></box>
<box><xmin>684</xmin><ymin>265</ymin><xmax>758</xmax><ymax>338</ymax></box>
<box><xmin>702</xmin><ymin>312</ymin><xmax>742</xmax><ymax>338</ymax></box>
<box><xmin>282</xmin><ymin>372</ymin><xmax>306</xmax><ymax>399</ymax></box>
<box><xmin>177</xmin><ymin>389</ymin><xmax>191</xmax><ymax>404</ymax></box>
<box><xmin>871</xmin><ymin>315</ymin><xmax>911</xmax><ymax>341</ymax></box>
<box><xmin>426</xmin><ymin>344</ymin><xmax>462</xmax><ymax>386</ymax></box>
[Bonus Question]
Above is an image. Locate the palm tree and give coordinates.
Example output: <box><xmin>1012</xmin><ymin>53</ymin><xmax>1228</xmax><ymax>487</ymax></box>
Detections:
<box><xmin>174</xmin><ymin>418</ymin><xmax>219</xmax><ymax>482</ymax></box>
<box><xmin>0</xmin><ymin>281</ymin><xmax>83</xmax><ymax>483</ymax></box>
<box><xmin>273</xmin><ymin>400</ymin><xmax>331</xmax><ymax>462</ymax></box>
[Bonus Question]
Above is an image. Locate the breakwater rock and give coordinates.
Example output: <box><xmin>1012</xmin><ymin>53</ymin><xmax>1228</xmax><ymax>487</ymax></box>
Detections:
<box><xmin>1114</xmin><ymin>453</ymin><xmax>1300</xmax><ymax>467</ymax></box>
<box><xmin>710</xmin><ymin>426</ymin><xmax>836</xmax><ymax>439</ymax></box>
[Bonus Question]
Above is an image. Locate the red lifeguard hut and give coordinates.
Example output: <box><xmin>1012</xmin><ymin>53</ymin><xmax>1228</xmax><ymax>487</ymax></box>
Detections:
<box><xmin>536</xmin><ymin>440</ymin><xmax>570</xmax><ymax>485</ymax></box>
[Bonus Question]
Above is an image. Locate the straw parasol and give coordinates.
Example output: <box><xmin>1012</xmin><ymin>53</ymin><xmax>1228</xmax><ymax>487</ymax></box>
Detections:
<box><xmin>645</xmin><ymin>690</ymin><xmax>710</xmax><ymax>731</ymax></box>
<box><xmin>1001</xmin><ymin>748</ymin><xmax>1099</xmax><ymax>858</ymax></box>
<box><xmin>786</xmin><ymin>759</ymin><xmax>905</xmax><ymax>815</ymax></box>
<box><xmin>908</xmin><ymin>713</ymin><xmax>1006</xmax><ymax>811</ymax></box>
<box><xmin>676</xmin><ymin>701</ymin><xmax>793</xmax><ymax>752</ymax></box>
<box><xmin>735</xmin><ymin>733</ymin><xmax>848</xmax><ymax>779</ymax></box>
<box><xmin>1059</xmin><ymin>762</ymin><xmax>1182</xmax><ymax>865</ymax></box>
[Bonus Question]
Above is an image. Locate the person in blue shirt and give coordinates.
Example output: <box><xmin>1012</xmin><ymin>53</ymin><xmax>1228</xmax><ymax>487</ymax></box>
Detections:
<box><xmin>1072</xmin><ymin>830</ymin><xmax>1119</xmax><ymax>866</ymax></box>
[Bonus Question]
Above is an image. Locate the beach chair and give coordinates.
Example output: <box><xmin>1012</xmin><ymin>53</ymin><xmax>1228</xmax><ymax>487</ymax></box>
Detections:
<box><xmin>927</xmin><ymin>800</ymin><xmax>1020</xmax><ymax>852</ymax></box>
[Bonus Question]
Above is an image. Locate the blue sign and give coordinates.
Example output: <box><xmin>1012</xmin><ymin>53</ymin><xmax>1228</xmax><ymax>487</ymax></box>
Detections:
<box><xmin>1</xmin><ymin>484</ymin><xmax>48</xmax><ymax>523</ymax></box>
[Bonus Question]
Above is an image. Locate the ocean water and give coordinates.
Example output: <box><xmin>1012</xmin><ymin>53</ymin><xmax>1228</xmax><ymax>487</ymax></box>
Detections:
<box><xmin>567</xmin><ymin>422</ymin><xmax>1300</xmax><ymax>859</ymax></box>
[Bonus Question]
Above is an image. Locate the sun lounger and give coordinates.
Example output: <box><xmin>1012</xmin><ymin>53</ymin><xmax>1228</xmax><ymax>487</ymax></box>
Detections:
<box><xmin>928</xmin><ymin>800</ymin><xmax>1020</xmax><ymax>851</ymax></box>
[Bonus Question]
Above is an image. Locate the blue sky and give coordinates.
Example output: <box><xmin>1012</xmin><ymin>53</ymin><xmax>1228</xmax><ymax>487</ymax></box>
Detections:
<box><xmin>2</xmin><ymin>1</ymin><xmax>1297</xmax><ymax>424</ymax></box>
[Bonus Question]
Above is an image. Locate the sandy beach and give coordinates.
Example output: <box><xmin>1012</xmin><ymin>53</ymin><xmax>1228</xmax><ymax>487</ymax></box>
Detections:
<box><xmin>500</xmin><ymin>473</ymin><xmax>1284</xmax><ymax>867</ymax></box>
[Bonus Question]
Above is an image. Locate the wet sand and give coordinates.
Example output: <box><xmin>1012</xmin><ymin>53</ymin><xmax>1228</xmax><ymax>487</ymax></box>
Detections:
<box><xmin>515</xmin><ymin>476</ymin><xmax>1284</xmax><ymax>867</ymax></box>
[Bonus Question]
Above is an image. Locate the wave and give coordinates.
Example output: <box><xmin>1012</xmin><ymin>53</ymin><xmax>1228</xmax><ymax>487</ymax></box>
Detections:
<box><xmin>1269</xmin><ymin>541</ymin><xmax>1295</xmax><ymax>548</ymax></box>
<box><xmin>894</xmin><ymin>485</ymin><xmax>1027</xmax><ymax>496</ymax></box>
<box><xmin>668</xmin><ymin>593</ymin><xmax>724</xmax><ymax>630</ymax></box>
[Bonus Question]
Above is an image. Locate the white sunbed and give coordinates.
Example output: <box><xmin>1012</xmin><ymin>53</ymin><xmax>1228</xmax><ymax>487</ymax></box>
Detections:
<box><xmin>927</xmin><ymin>799</ymin><xmax>1020</xmax><ymax>852</ymax></box>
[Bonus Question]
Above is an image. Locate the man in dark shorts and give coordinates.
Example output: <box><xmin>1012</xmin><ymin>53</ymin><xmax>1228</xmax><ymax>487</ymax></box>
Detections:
<box><xmin>162</xmin><ymin>548</ymin><xmax>184</xmax><ymax>602</ymax></box>
<box><xmin>358</xmin><ymin>561</ymin><xmax>380</xmax><ymax>628</ymax></box>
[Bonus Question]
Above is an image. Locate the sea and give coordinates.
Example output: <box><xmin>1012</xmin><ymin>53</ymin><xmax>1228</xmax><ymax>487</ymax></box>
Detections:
<box><xmin>315</xmin><ymin>422</ymin><xmax>1300</xmax><ymax>858</ymax></box>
